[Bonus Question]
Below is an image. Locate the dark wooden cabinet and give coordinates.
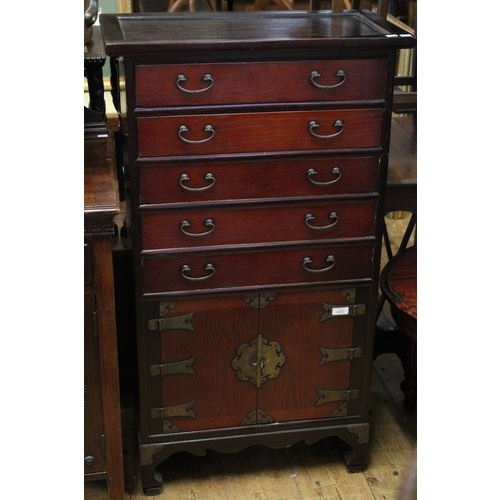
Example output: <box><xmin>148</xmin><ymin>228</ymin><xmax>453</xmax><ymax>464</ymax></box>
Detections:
<box><xmin>100</xmin><ymin>10</ymin><xmax>414</xmax><ymax>495</ymax></box>
<box><xmin>84</xmin><ymin>130</ymin><xmax>125</xmax><ymax>500</ymax></box>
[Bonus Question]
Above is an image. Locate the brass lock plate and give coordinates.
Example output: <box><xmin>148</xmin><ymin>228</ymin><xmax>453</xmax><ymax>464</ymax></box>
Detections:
<box><xmin>232</xmin><ymin>334</ymin><xmax>285</xmax><ymax>388</ymax></box>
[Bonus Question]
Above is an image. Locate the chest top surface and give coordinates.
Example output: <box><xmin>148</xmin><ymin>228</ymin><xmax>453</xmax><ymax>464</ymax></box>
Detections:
<box><xmin>99</xmin><ymin>10</ymin><xmax>414</xmax><ymax>57</ymax></box>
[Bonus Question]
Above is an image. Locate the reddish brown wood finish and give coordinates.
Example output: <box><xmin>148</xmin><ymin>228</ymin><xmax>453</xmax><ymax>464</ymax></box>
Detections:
<box><xmin>141</xmin><ymin>198</ymin><xmax>377</xmax><ymax>250</ymax></box>
<box><xmin>138</xmin><ymin>155</ymin><xmax>381</xmax><ymax>206</ymax></box>
<box><xmin>137</xmin><ymin>109</ymin><xmax>383</xmax><ymax>157</ymax></box>
<box><xmin>141</xmin><ymin>242</ymin><xmax>375</xmax><ymax>296</ymax></box>
<box><xmin>135</xmin><ymin>59</ymin><xmax>387</xmax><ymax>107</ymax></box>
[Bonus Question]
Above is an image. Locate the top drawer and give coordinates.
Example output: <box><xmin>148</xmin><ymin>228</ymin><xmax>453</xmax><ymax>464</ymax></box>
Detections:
<box><xmin>135</xmin><ymin>59</ymin><xmax>387</xmax><ymax>107</ymax></box>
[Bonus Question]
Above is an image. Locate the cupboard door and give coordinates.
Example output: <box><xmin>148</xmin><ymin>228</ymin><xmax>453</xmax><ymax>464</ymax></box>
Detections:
<box><xmin>257</xmin><ymin>288</ymin><xmax>366</xmax><ymax>423</ymax></box>
<box><xmin>147</xmin><ymin>295</ymin><xmax>259</xmax><ymax>433</ymax></box>
<box><xmin>84</xmin><ymin>293</ymin><xmax>105</xmax><ymax>474</ymax></box>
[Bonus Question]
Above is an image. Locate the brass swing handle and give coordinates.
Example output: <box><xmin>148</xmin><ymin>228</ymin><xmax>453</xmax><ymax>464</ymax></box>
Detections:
<box><xmin>180</xmin><ymin>219</ymin><xmax>215</xmax><ymax>237</ymax></box>
<box><xmin>307</xmin><ymin>166</ymin><xmax>342</xmax><ymax>186</ymax></box>
<box><xmin>309</xmin><ymin>120</ymin><xmax>344</xmax><ymax>140</ymax></box>
<box><xmin>176</xmin><ymin>73</ymin><xmax>215</xmax><ymax>94</ymax></box>
<box><xmin>304</xmin><ymin>212</ymin><xmax>339</xmax><ymax>231</ymax></box>
<box><xmin>310</xmin><ymin>69</ymin><xmax>346</xmax><ymax>89</ymax></box>
<box><xmin>181</xmin><ymin>263</ymin><xmax>215</xmax><ymax>281</ymax></box>
<box><xmin>178</xmin><ymin>124</ymin><xmax>215</xmax><ymax>145</ymax></box>
<box><xmin>302</xmin><ymin>254</ymin><xmax>336</xmax><ymax>273</ymax></box>
<box><xmin>179</xmin><ymin>172</ymin><xmax>215</xmax><ymax>192</ymax></box>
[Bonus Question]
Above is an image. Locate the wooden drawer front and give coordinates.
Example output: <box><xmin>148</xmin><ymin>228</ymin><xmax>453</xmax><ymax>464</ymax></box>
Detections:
<box><xmin>139</xmin><ymin>156</ymin><xmax>380</xmax><ymax>206</ymax></box>
<box><xmin>141</xmin><ymin>242</ymin><xmax>374</xmax><ymax>295</ymax></box>
<box><xmin>137</xmin><ymin>109</ymin><xmax>383</xmax><ymax>157</ymax></box>
<box><xmin>141</xmin><ymin>199</ymin><xmax>377</xmax><ymax>251</ymax></box>
<box><xmin>135</xmin><ymin>59</ymin><xmax>387</xmax><ymax>107</ymax></box>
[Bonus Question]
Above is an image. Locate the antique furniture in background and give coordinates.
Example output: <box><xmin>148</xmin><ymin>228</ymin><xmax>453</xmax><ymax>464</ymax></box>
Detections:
<box><xmin>100</xmin><ymin>10</ymin><xmax>414</xmax><ymax>494</ymax></box>
<box><xmin>84</xmin><ymin>129</ymin><xmax>125</xmax><ymax>500</ymax></box>
<box><xmin>379</xmin><ymin>246</ymin><xmax>417</xmax><ymax>410</ymax></box>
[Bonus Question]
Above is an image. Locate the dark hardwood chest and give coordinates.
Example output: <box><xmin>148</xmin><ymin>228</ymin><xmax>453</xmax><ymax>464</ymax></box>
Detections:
<box><xmin>100</xmin><ymin>10</ymin><xmax>414</xmax><ymax>495</ymax></box>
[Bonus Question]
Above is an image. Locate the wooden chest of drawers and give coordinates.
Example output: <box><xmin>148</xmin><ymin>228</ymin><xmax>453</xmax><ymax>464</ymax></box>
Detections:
<box><xmin>100</xmin><ymin>10</ymin><xmax>414</xmax><ymax>495</ymax></box>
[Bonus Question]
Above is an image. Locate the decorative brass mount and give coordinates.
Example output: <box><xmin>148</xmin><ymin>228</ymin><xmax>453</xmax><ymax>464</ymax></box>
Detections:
<box><xmin>320</xmin><ymin>302</ymin><xmax>365</xmax><ymax>321</ymax></box>
<box><xmin>319</xmin><ymin>347</ymin><xmax>362</xmax><ymax>365</ymax></box>
<box><xmin>150</xmin><ymin>356</ymin><xmax>197</xmax><ymax>376</ymax></box>
<box><xmin>316</xmin><ymin>388</ymin><xmax>359</xmax><ymax>406</ymax></box>
<box><xmin>240</xmin><ymin>409</ymin><xmax>274</xmax><ymax>425</ymax></box>
<box><xmin>148</xmin><ymin>312</ymin><xmax>195</xmax><ymax>332</ymax></box>
<box><xmin>232</xmin><ymin>334</ymin><xmax>285</xmax><ymax>388</ymax></box>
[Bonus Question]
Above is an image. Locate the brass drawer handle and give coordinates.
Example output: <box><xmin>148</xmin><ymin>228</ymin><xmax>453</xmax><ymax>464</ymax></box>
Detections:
<box><xmin>310</xmin><ymin>69</ymin><xmax>346</xmax><ymax>89</ymax></box>
<box><xmin>176</xmin><ymin>73</ymin><xmax>214</xmax><ymax>94</ymax></box>
<box><xmin>179</xmin><ymin>172</ymin><xmax>215</xmax><ymax>192</ymax></box>
<box><xmin>309</xmin><ymin>120</ymin><xmax>344</xmax><ymax>140</ymax></box>
<box><xmin>181</xmin><ymin>263</ymin><xmax>215</xmax><ymax>281</ymax></box>
<box><xmin>180</xmin><ymin>219</ymin><xmax>215</xmax><ymax>237</ymax></box>
<box><xmin>304</xmin><ymin>211</ymin><xmax>339</xmax><ymax>230</ymax></box>
<box><xmin>307</xmin><ymin>167</ymin><xmax>342</xmax><ymax>186</ymax></box>
<box><xmin>302</xmin><ymin>255</ymin><xmax>336</xmax><ymax>273</ymax></box>
<box><xmin>178</xmin><ymin>124</ymin><xmax>215</xmax><ymax>145</ymax></box>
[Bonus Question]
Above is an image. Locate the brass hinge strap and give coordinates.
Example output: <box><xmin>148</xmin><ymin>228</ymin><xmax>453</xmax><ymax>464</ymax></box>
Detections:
<box><xmin>319</xmin><ymin>347</ymin><xmax>363</xmax><ymax>364</ymax></box>
<box><xmin>316</xmin><ymin>388</ymin><xmax>360</xmax><ymax>406</ymax></box>
<box><xmin>320</xmin><ymin>303</ymin><xmax>365</xmax><ymax>321</ymax></box>
<box><xmin>150</xmin><ymin>400</ymin><xmax>196</xmax><ymax>420</ymax></box>
<box><xmin>148</xmin><ymin>312</ymin><xmax>195</xmax><ymax>332</ymax></box>
<box><xmin>150</xmin><ymin>356</ymin><xmax>197</xmax><ymax>377</ymax></box>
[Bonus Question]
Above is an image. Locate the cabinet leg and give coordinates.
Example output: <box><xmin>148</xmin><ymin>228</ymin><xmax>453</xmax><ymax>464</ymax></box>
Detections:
<box><xmin>336</xmin><ymin>423</ymin><xmax>370</xmax><ymax>472</ymax></box>
<box><xmin>140</xmin><ymin>465</ymin><xmax>164</xmax><ymax>496</ymax></box>
<box><xmin>340</xmin><ymin>442</ymin><xmax>369</xmax><ymax>472</ymax></box>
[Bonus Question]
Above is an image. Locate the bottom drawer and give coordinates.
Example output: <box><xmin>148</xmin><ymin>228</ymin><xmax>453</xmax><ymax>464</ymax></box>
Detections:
<box><xmin>141</xmin><ymin>242</ymin><xmax>375</xmax><ymax>296</ymax></box>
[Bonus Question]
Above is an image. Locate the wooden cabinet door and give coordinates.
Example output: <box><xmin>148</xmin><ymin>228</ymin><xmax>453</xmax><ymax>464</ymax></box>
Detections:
<box><xmin>145</xmin><ymin>294</ymin><xmax>259</xmax><ymax>433</ymax></box>
<box><xmin>257</xmin><ymin>287</ymin><xmax>367</xmax><ymax>423</ymax></box>
<box><xmin>144</xmin><ymin>287</ymin><xmax>367</xmax><ymax>435</ymax></box>
<box><xmin>84</xmin><ymin>293</ymin><xmax>106</xmax><ymax>474</ymax></box>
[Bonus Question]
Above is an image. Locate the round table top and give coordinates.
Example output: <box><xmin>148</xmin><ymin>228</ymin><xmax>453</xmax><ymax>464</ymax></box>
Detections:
<box><xmin>380</xmin><ymin>246</ymin><xmax>417</xmax><ymax>321</ymax></box>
